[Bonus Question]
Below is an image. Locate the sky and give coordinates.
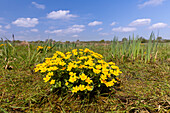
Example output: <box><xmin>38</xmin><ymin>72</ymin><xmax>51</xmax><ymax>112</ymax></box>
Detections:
<box><xmin>0</xmin><ymin>0</ymin><xmax>170</xmax><ymax>41</ymax></box>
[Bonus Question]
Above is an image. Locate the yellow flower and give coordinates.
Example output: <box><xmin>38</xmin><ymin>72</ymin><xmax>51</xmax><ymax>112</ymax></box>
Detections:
<box><xmin>85</xmin><ymin>77</ymin><xmax>93</xmax><ymax>84</ymax></box>
<box><xmin>72</xmin><ymin>64</ymin><xmax>78</xmax><ymax>68</ymax></box>
<box><xmin>106</xmin><ymin>73</ymin><xmax>111</xmax><ymax>78</ymax></box>
<box><xmin>67</xmin><ymin>62</ymin><xmax>74</xmax><ymax>71</ymax></box>
<box><xmin>34</xmin><ymin>67</ymin><xmax>39</xmax><ymax>72</ymax></box>
<box><xmin>84</xmin><ymin>48</ymin><xmax>90</xmax><ymax>53</ymax></box>
<box><xmin>105</xmin><ymin>81</ymin><xmax>114</xmax><ymax>87</ymax></box>
<box><xmin>72</xmin><ymin>49</ymin><xmax>77</xmax><ymax>53</ymax></box>
<box><xmin>79</xmin><ymin>84</ymin><xmax>86</xmax><ymax>91</ymax></box>
<box><xmin>111</xmin><ymin>78</ymin><xmax>117</xmax><ymax>83</ymax></box>
<box><xmin>93</xmin><ymin>68</ymin><xmax>101</xmax><ymax>74</ymax></box>
<box><xmin>79</xmin><ymin>52</ymin><xmax>83</xmax><ymax>55</ymax></box>
<box><xmin>109</xmin><ymin>62</ymin><xmax>115</xmax><ymax>66</ymax></box>
<box><xmin>64</xmin><ymin>54</ymin><xmax>72</xmax><ymax>59</ymax></box>
<box><xmin>100</xmin><ymin>78</ymin><xmax>106</xmax><ymax>83</ymax></box>
<box><xmin>116</xmin><ymin>77</ymin><xmax>121</xmax><ymax>81</ymax></box>
<box><xmin>79</xmin><ymin>56</ymin><xmax>88</xmax><ymax>60</ymax></box>
<box><xmin>47</xmin><ymin>72</ymin><xmax>54</xmax><ymax>76</ymax></box>
<box><xmin>96</xmin><ymin>65</ymin><xmax>102</xmax><ymax>70</ymax></box>
<box><xmin>79</xmin><ymin>73</ymin><xmax>87</xmax><ymax>81</ymax></box>
<box><xmin>61</xmin><ymin>67</ymin><xmax>66</xmax><ymax>70</ymax></box>
<box><xmin>110</xmin><ymin>69</ymin><xmax>114</xmax><ymax>74</ymax></box>
<box><xmin>100</xmin><ymin>74</ymin><xmax>107</xmax><ymax>80</ymax></box>
<box><xmin>73</xmin><ymin>52</ymin><xmax>78</xmax><ymax>55</ymax></box>
<box><xmin>88</xmin><ymin>66</ymin><xmax>93</xmax><ymax>69</ymax></box>
<box><xmin>50</xmin><ymin>79</ymin><xmax>55</xmax><ymax>84</ymax></box>
<box><xmin>37</xmin><ymin>46</ymin><xmax>43</xmax><ymax>50</ymax></box>
<box><xmin>47</xmin><ymin>46</ymin><xmax>52</xmax><ymax>50</ymax></box>
<box><xmin>59</xmin><ymin>61</ymin><xmax>66</xmax><ymax>66</ymax></box>
<box><xmin>98</xmin><ymin>60</ymin><xmax>105</xmax><ymax>64</ymax></box>
<box><xmin>111</xmin><ymin>65</ymin><xmax>119</xmax><ymax>69</ymax></box>
<box><xmin>69</xmin><ymin>72</ymin><xmax>76</xmax><ymax>76</ymax></box>
<box><xmin>84</xmin><ymin>60</ymin><xmax>94</xmax><ymax>66</ymax></box>
<box><xmin>78</xmin><ymin>65</ymin><xmax>87</xmax><ymax>69</ymax></box>
<box><xmin>40</xmin><ymin>67</ymin><xmax>47</xmax><ymax>73</ymax></box>
<box><xmin>113</xmin><ymin>70</ymin><xmax>119</xmax><ymax>76</ymax></box>
<box><xmin>65</xmin><ymin>82</ymin><xmax>69</xmax><ymax>86</ymax></box>
<box><xmin>72</xmin><ymin>86</ymin><xmax>79</xmax><ymax>93</ymax></box>
<box><xmin>67</xmin><ymin>66</ymin><xmax>72</xmax><ymax>71</ymax></box>
<box><xmin>86</xmin><ymin>85</ymin><xmax>93</xmax><ymax>91</ymax></box>
<box><xmin>0</xmin><ymin>44</ymin><xmax>4</xmax><ymax>47</ymax></box>
<box><xmin>66</xmin><ymin>52</ymin><xmax>71</xmax><ymax>55</ymax></box>
<box><xmin>79</xmin><ymin>49</ymin><xmax>83</xmax><ymax>51</ymax></box>
<box><xmin>48</xmin><ymin>66</ymin><xmax>58</xmax><ymax>71</ymax></box>
<box><xmin>43</xmin><ymin>75</ymin><xmax>51</xmax><ymax>82</ymax></box>
<box><xmin>73</xmin><ymin>61</ymin><xmax>81</xmax><ymax>64</ymax></box>
<box><xmin>102</xmin><ymin>68</ymin><xmax>109</xmax><ymax>75</ymax></box>
<box><xmin>69</xmin><ymin>76</ymin><xmax>77</xmax><ymax>83</ymax></box>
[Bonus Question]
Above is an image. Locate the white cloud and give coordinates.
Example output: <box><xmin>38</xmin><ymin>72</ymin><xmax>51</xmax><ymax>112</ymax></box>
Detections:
<box><xmin>149</xmin><ymin>22</ymin><xmax>167</xmax><ymax>29</ymax></box>
<box><xmin>88</xmin><ymin>21</ymin><xmax>102</xmax><ymax>26</ymax></box>
<box><xmin>0</xmin><ymin>25</ymin><xmax>2</xmax><ymax>28</ymax></box>
<box><xmin>47</xmin><ymin>10</ymin><xmax>77</xmax><ymax>19</ymax></box>
<box><xmin>72</xmin><ymin>25</ymin><xmax>85</xmax><ymax>28</ymax></box>
<box><xmin>138</xmin><ymin>0</ymin><xmax>165</xmax><ymax>8</ymax></box>
<box><xmin>12</xmin><ymin>18</ymin><xmax>39</xmax><ymax>27</ymax></box>
<box><xmin>65</xmin><ymin>25</ymin><xmax>85</xmax><ymax>33</ymax></box>
<box><xmin>99</xmin><ymin>33</ymin><xmax>110</xmax><ymax>36</ymax></box>
<box><xmin>45</xmin><ymin>24</ymin><xmax>85</xmax><ymax>34</ymax></box>
<box><xmin>30</xmin><ymin>29</ymin><xmax>38</xmax><ymax>32</ymax></box>
<box><xmin>4</xmin><ymin>24</ymin><xmax>11</xmax><ymax>29</ymax></box>
<box><xmin>129</xmin><ymin>18</ymin><xmax>151</xmax><ymax>26</ymax></box>
<box><xmin>97</xmin><ymin>28</ymin><xmax>103</xmax><ymax>31</ymax></box>
<box><xmin>110</xmin><ymin>22</ymin><xmax>116</xmax><ymax>26</ymax></box>
<box><xmin>112</xmin><ymin>27</ymin><xmax>136</xmax><ymax>32</ymax></box>
<box><xmin>45</xmin><ymin>29</ymin><xmax>63</xmax><ymax>34</ymax></box>
<box><xmin>72</xmin><ymin>35</ymin><xmax>79</xmax><ymax>38</ymax></box>
<box><xmin>32</xmin><ymin>2</ymin><xmax>45</xmax><ymax>9</ymax></box>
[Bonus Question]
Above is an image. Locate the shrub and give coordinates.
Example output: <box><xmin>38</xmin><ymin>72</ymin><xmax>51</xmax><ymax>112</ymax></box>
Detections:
<box><xmin>34</xmin><ymin>48</ymin><xmax>122</xmax><ymax>97</ymax></box>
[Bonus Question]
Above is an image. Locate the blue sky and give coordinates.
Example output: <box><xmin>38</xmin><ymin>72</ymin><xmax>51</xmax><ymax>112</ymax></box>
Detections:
<box><xmin>0</xmin><ymin>0</ymin><xmax>170</xmax><ymax>41</ymax></box>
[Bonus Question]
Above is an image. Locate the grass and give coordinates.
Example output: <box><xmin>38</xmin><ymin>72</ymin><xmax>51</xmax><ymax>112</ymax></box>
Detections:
<box><xmin>0</xmin><ymin>38</ymin><xmax>170</xmax><ymax>112</ymax></box>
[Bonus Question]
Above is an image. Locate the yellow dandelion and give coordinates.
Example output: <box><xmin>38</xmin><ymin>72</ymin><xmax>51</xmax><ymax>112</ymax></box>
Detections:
<box><xmin>79</xmin><ymin>84</ymin><xmax>86</xmax><ymax>91</ymax></box>
<box><xmin>50</xmin><ymin>79</ymin><xmax>55</xmax><ymax>84</ymax></box>
<box><xmin>65</xmin><ymin>82</ymin><xmax>69</xmax><ymax>86</ymax></box>
<box><xmin>79</xmin><ymin>73</ymin><xmax>87</xmax><ymax>81</ymax></box>
<box><xmin>85</xmin><ymin>77</ymin><xmax>93</xmax><ymax>84</ymax></box>
<box><xmin>72</xmin><ymin>86</ymin><xmax>79</xmax><ymax>93</ymax></box>
<box><xmin>86</xmin><ymin>85</ymin><xmax>93</xmax><ymax>91</ymax></box>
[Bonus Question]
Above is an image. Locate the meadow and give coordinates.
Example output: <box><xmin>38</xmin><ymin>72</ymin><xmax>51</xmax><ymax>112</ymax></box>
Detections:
<box><xmin>0</xmin><ymin>34</ymin><xmax>170</xmax><ymax>112</ymax></box>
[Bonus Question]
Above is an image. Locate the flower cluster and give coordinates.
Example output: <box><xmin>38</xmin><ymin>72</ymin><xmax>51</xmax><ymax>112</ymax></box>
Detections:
<box><xmin>37</xmin><ymin>46</ymin><xmax>43</xmax><ymax>51</ymax></box>
<box><xmin>34</xmin><ymin>48</ymin><xmax>122</xmax><ymax>94</ymax></box>
<box><xmin>0</xmin><ymin>44</ymin><xmax>4</xmax><ymax>47</ymax></box>
<box><xmin>37</xmin><ymin>46</ymin><xmax>52</xmax><ymax>52</ymax></box>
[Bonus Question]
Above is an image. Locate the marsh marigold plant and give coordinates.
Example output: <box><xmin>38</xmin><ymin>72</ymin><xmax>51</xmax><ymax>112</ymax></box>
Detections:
<box><xmin>34</xmin><ymin>48</ymin><xmax>122</xmax><ymax>95</ymax></box>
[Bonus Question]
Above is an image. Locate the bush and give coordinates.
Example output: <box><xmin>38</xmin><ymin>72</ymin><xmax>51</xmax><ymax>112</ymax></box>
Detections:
<box><xmin>34</xmin><ymin>48</ymin><xmax>122</xmax><ymax>97</ymax></box>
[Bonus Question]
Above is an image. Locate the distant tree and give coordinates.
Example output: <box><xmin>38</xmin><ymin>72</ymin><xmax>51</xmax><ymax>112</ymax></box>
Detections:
<box><xmin>100</xmin><ymin>39</ymin><xmax>105</xmax><ymax>43</ymax></box>
<box><xmin>157</xmin><ymin>36</ymin><xmax>162</xmax><ymax>42</ymax></box>
<box><xmin>45</xmin><ymin>39</ymin><xmax>53</xmax><ymax>43</ymax></box>
<box><xmin>139</xmin><ymin>37</ymin><xmax>147</xmax><ymax>43</ymax></box>
<box><xmin>65</xmin><ymin>41</ymin><xmax>70</xmax><ymax>43</ymax></box>
<box><xmin>122</xmin><ymin>37</ymin><xmax>127</xmax><ymax>42</ymax></box>
<box><xmin>76</xmin><ymin>40</ymin><xmax>80</xmax><ymax>43</ymax></box>
<box><xmin>14</xmin><ymin>40</ymin><xmax>21</xmax><ymax>43</ymax></box>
